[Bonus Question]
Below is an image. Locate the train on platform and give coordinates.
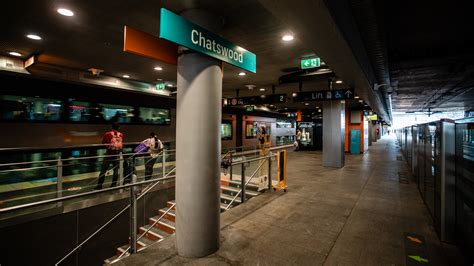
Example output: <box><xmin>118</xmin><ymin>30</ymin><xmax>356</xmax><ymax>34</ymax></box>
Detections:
<box><xmin>0</xmin><ymin>71</ymin><xmax>297</xmax><ymax>152</ymax></box>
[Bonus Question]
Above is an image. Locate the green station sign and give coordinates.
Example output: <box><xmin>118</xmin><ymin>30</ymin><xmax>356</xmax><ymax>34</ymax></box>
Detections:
<box><xmin>300</xmin><ymin>57</ymin><xmax>320</xmax><ymax>69</ymax></box>
<box><xmin>159</xmin><ymin>8</ymin><xmax>256</xmax><ymax>73</ymax></box>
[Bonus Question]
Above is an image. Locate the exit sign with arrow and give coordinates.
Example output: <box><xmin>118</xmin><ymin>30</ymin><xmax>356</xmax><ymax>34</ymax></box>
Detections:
<box><xmin>301</xmin><ymin>57</ymin><xmax>321</xmax><ymax>69</ymax></box>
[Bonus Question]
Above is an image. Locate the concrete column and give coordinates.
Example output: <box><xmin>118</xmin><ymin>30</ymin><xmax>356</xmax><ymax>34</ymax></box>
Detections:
<box><xmin>175</xmin><ymin>50</ymin><xmax>222</xmax><ymax>256</ymax></box>
<box><xmin>322</xmin><ymin>100</ymin><xmax>345</xmax><ymax>168</ymax></box>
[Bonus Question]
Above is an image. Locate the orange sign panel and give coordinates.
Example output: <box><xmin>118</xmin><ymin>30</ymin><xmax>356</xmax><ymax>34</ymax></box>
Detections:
<box><xmin>123</xmin><ymin>26</ymin><xmax>177</xmax><ymax>65</ymax></box>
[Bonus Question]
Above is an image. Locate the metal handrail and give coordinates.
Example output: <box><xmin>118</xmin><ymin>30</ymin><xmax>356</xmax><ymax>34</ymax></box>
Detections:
<box><xmin>54</xmin><ymin>166</ymin><xmax>177</xmax><ymax>265</ymax></box>
<box><xmin>0</xmin><ymin>174</ymin><xmax>175</xmax><ymax>213</ymax></box>
<box><xmin>0</xmin><ymin>141</ymin><xmax>175</xmax><ymax>153</ymax></box>
<box><xmin>114</xmin><ymin>202</ymin><xmax>176</xmax><ymax>262</ymax></box>
<box><xmin>225</xmin><ymin>154</ymin><xmax>275</xmax><ymax>210</ymax></box>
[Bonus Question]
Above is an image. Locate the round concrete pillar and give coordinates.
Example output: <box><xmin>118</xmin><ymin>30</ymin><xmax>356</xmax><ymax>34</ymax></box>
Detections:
<box><xmin>175</xmin><ymin>50</ymin><xmax>222</xmax><ymax>257</ymax></box>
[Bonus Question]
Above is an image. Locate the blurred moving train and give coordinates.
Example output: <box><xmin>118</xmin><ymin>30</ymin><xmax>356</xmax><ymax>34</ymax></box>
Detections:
<box><xmin>0</xmin><ymin>71</ymin><xmax>297</xmax><ymax>151</ymax></box>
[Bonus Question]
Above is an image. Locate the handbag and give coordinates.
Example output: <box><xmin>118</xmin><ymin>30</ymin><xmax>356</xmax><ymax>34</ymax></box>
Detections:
<box><xmin>134</xmin><ymin>143</ymin><xmax>149</xmax><ymax>154</ymax></box>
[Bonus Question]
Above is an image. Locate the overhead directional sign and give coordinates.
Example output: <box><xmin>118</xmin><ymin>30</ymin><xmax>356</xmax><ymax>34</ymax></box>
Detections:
<box><xmin>300</xmin><ymin>57</ymin><xmax>320</xmax><ymax>69</ymax></box>
<box><xmin>293</xmin><ymin>89</ymin><xmax>354</xmax><ymax>102</ymax></box>
<box><xmin>227</xmin><ymin>94</ymin><xmax>286</xmax><ymax>106</ymax></box>
<box><xmin>159</xmin><ymin>8</ymin><xmax>256</xmax><ymax>73</ymax></box>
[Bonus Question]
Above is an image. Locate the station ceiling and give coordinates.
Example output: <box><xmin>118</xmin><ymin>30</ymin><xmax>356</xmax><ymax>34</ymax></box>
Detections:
<box><xmin>0</xmin><ymin>0</ymin><xmax>472</xmax><ymax>119</ymax></box>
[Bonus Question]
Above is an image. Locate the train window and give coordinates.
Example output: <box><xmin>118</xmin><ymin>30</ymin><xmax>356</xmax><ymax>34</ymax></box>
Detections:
<box><xmin>221</xmin><ymin>121</ymin><xmax>232</xmax><ymax>140</ymax></box>
<box><xmin>139</xmin><ymin>107</ymin><xmax>170</xmax><ymax>125</ymax></box>
<box><xmin>276</xmin><ymin>119</ymin><xmax>295</xmax><ymax>128</ymax></box>
<box><xmin>99</xmin><ymin>104</ymin><xmax>134</xmax><ymax>123</ymax></box>
<box><xmin>246</xmin><ymin>121</ymin><xmax>258</xmax><ymax>138</ymax></box>
<box><xmin>0</xmin><ymin>95</ymin><xmax>62</xmax><ymax>121</ymax></box>
<box><xmin>69</xmin><ymin>101</ymin><xmax>101</xmax><ymax>122</ymax></box>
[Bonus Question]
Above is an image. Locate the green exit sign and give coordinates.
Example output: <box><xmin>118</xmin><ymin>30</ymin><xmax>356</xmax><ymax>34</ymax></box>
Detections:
<box><xmin>301</xmin><ymin>58</ymin><xmax>320</xmax><ymax>69</ymax></box>
<box><xmin>155</xmin><ymin>83</ymin><xmax>165</xmax><ymax>90</ymax></box>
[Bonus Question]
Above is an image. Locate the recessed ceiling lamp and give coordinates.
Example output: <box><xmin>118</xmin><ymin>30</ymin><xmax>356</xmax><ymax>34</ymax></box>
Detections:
<box><xmin>354</xmin><ymin>96</ymin><xmax>360</xmax><ymax>99</ymax></box>
<box><xmin>305</xmin><ymin>102</ymin><xmax>309</xmax><ymax>106</ymax></box>
<box><xmin>292</xmin><ymin>92</ymin><xmax>298</xmax><ymax>97</ymax></box>
<box><xmin>335</xmin><ymin>80</ymin><xmax>343</xmax><ymax>84</ymax></box>
<box><xmin>167</xmin><ymin>84</ymin><xmax>173</xmax><ymax>87</ymax></box>
<box><xmin>154</xmin><ymin>66</ymin><xmax>163</xmax><ymax>71</ymax></box>
<box><xmin>282</xmin><ymin>35</ymin><xmax>294</xmax><ymax>41</ymax></box>
<box><xmin>57</xmin><ymin>8</ymin><xmax>74</xmax><ymax>17</ymax></box>
<box><xmin>238</xmin><ymin>72</ymin><xmax>246</xmax><ymax>76</ymax></box>
<box><xmin>9</xmin><ymin>51</ymin><xmax>22</xmax><ymax>57</ymax></box>
<box><xmin>26</xmin><ymin>34</ymin><xmax>42</xmax><ymax>40</ymax></box>
<box><xmin>259</xmin><ymin>88</ymin><xmax>265</xmax><ymax>91</ymax></box>
<box><xmin>122</xmin><ymin>75</ymin><xmax>130</xmax><ymax>78</ymax></box>
<box><xmin>358</xmin><ymin>100</ymin><xmax>363</xmax><ymax>103</ymax></box>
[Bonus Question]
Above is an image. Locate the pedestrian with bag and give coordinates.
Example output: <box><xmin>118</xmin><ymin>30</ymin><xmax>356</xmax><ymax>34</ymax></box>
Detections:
<box><xmin>95</xmin><ymin>122</ymin><xmax>124</xmax><ymax>190</ymax></box>
<box><xmin>139</xmin><ymin>132</ymin><xmax>163</xmax><ymax>180</ymax></box>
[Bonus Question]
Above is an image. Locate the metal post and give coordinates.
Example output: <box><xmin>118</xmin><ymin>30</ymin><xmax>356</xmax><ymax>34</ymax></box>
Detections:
<box><xmin>241</xmin><ymin>163</ymin><xmax>246</xmax><ymax>203</ymax></box>
<box><xmin>268</xmin><ymin>155</ymin><xmax>272</xmax><ymax>190</ymax></box>
<box><xmin>130</xmin><ymin>185</ymin><xmax>138</xmax><ymax>254</ymax></box>
<box><xmin>229</xmin><ymin>152</ymin><xmax>233</xmax><ymax>181</ymax></box>
<box><xmin>119</xmin><ymin>152</ymin><xmax>124</xmax><ymax>185</ymax></box>
<box><xmin>57</xmin><ymin>156</ymin><xmax>63</xmax><ymax>208</ymax></box>
<box><xmin>162</xmin><ymin>149</ymin><xmax>166</xmax><ymax>178</ymax></box>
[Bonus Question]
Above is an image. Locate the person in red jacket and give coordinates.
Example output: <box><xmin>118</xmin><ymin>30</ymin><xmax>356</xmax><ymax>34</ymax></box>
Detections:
<box><xmin>94</xmin><ymin>123</ymin><xmax>124</xmax><ymax>190</ymax></box>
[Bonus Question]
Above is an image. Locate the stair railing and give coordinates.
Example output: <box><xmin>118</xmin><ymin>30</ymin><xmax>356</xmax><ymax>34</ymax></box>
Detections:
<box><xmin>113</xmin><ymin>201</ymin><xmax>176</xmax><ymax>262</ymax></box>
<box><xmin>54</xmin><ymin>152</ymin><xmax>177</xmax><ymax>266</ymax></box>
<box><xmin>225</xmin><ymin>153</ymin><xmax>275</xmax><ymax>210</ymax></box>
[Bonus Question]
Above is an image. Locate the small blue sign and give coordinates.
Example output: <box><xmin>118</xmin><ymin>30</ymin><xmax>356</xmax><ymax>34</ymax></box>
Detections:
<box><xmin>159</xmin><ymin>8</ymin><xmax>256</xmax><ymax>73</ymax></box>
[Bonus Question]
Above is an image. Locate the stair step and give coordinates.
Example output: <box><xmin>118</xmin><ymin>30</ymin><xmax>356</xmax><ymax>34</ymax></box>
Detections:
<box><xmin>220</xmin><ymin>193</ymin><xmax>242</xmax><ymax>205</ymax></box>
<box><xmin>149</xmin><ymin>216</ymin><xmax>176</xmax><ymax>234</ymax></box>
<box><xmin>227</xmin><ymin>180</ymin><xmax>260</xmax><ymax>191</ymax></box>
<box><xmin>116</xmin><ymin>245</ymin><xmax>129</xmax><ymax>257</ymax></box>
<box><xmin>137</xmin><ymin>235</ymin><xmax>154</xmax><ymax>249</ymax></box>
<box><xmin>105</xmin><ymin>253</ymin><xmax>129</xmax><ymax>265</ymax></box>
<box><xmin>167</xmin><ymin>200</ymin><xmax>176</xmax><ymax>209</ymax></box>
<box><xmin>221</xmin><ymin>185</ymin><xmax>260</xmax><ymax>197</ymax></box>
<box><xmin>139</xmin><ymin>225</ymin><xmax>168</xmax><ymax>242</ymax></box>
<box><xmin>158</xmin><ymin>208</ymin><xmax>176</xmax><ymax>222</ymax></box>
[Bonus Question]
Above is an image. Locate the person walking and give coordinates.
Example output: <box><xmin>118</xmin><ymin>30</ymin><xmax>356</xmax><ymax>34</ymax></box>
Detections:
<box><xmin>95</xmin><ymin>123</ymin><xmax>124</xmax><ymax>190</ymax></box>
<box><xmin>141</xmin><ymin>132</ymin><xmax>163</xmax><ymax>180</ymax></box>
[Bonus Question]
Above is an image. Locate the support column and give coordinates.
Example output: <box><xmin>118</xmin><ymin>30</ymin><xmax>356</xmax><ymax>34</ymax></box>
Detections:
<box><xmin>322</xmin><ymin>100</ymin><xmax>345</xmax><ymax>168</ymax></box>
<box><xmin>175</xmin><ymin>52</ymin><xmax>222</xmax><ymax>256</ymax></box>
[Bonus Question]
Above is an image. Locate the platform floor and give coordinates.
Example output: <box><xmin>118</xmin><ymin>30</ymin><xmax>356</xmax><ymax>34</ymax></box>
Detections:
<box><xmin>118</xmin><ymin>135</ymin><xmax>463</xmax><ymax>265</ymax></box>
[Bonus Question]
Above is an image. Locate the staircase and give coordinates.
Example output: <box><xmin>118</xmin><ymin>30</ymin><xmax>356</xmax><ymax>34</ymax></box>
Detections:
<box><xmin>104</xmin><ymin>178</ymin><xmax>266</xmax><ymax>264</ymax></box>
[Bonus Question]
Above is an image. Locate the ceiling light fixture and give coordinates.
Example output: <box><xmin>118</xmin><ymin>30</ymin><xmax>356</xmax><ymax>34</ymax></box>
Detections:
<box><xmin>238</xmin><ymin>72</ymin><xmax>246</xmax><ymax>76</ymax></box>
<box><xmin>292</xmin><ymin>92</ymin><xmax>298</xmax><ymax>97</ymax></box>
<box><xmin>335</xmin><ymin>80</ymin><xmax>343</xmax><ymax>84</ymax></box>
<box><xmin>167</xmin><ymin>84</ymin><xmax>173</xmax><ymax>87</ymax></box>
<box><xmin>9</xmin><ymin>52</ymin><xmax>22</xmax><ymax>57</ymax></box>
<box><xmin>26</xmin><ymin>34</ymin><xmax>42</xmax><ymax>40</ymax></box>
<box><xmin>259</xmin><ymin>88</ymin><xmax>265</xmax><ymax>91</ymax></box>
<box><xmin>122</xmin><ymin>75</ymin><xmax>130</xmax><ymax>78</ymax></box>
<box><xmin>354</xmin><ymin>96</ymin><xmax>360</xmax><ymax>99</ymax></box>
<box><xmin>282</xmin><ymin>35</ymin><xmax>294</xmax><ymax>41</ymax></box>
<box><xmin>305</xmin><ymin>103</ymin><xmax>309</xmax><ymax>106</ymax></box>
<box><xmin>57</xmin><ymin>8</ymin><xmax>74</xmax><ymax>17</ymax></box>
<box><xmin>154</xmin><ymin>66</ymin><xmax>163</xmax><ymax>71</ymax></box>
<box><xmin>358</xmin><ymin>100</ymin><xmax>363</xmax><ymax>103</ymax></box>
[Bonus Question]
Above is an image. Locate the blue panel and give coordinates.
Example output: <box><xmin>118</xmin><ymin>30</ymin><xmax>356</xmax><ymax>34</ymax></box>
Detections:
<box><xmin>350</xmin><ymin>129</ymin><xmax>361</xmax><ymax>154</ymax></box>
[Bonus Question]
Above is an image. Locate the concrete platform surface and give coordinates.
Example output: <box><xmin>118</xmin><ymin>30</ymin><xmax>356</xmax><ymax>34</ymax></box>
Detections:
<box><xmin>117</xmin><ymin>135</ymin><xmax>463</xmax><ymax>265</ymax></box>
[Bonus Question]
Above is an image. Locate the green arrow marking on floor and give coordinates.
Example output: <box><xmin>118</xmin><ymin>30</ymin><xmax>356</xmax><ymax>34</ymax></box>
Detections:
<box><xmin>408</xmin><ymin>255</ymin><xmax>429</xmax><ymax>263</ymax></box>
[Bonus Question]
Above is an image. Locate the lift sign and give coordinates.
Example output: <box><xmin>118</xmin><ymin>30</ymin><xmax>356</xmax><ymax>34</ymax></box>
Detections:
<box><xmin>159</xmin><ymin>8</ymin><xmax>256</xmax><ymax>73</ymax></box>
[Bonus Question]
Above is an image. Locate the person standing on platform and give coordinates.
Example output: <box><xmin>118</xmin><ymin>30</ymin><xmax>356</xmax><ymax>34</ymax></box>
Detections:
<box><xmin>95</xmin><ymin>122</ymin><xmax>124</xmax><ymax>190</ymax></box>
<box><xmin>141</xmin><ymin>132</ymin><xmax>163</xmax><ymax>180</ymax></box>
<box><xmin>295</xmin><ymin>128</ymin><xmax>302</xmax><ymax>151</ymax></box>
